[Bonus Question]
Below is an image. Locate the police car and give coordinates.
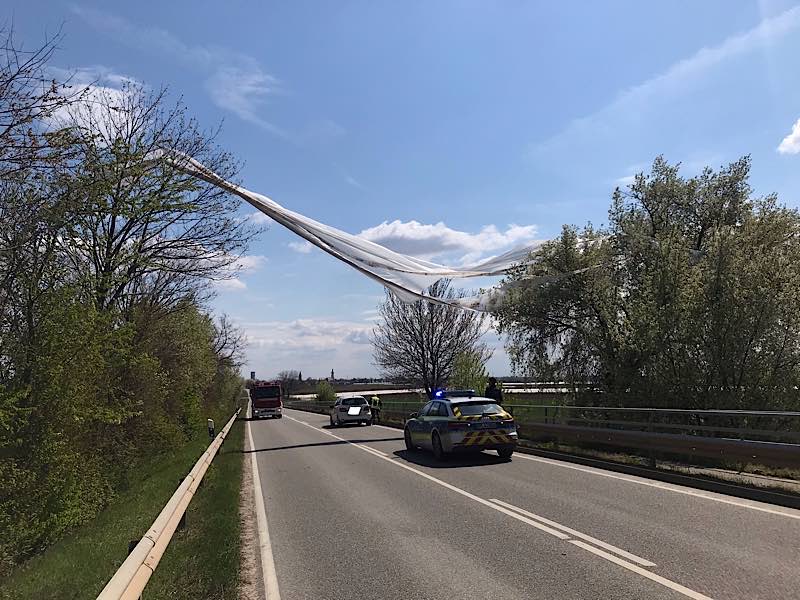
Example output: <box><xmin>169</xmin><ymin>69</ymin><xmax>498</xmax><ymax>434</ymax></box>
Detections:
<box><xmin>403</xmin><ymin>390</ymin><xmax>517</xmax><ymax>460</ymax></box>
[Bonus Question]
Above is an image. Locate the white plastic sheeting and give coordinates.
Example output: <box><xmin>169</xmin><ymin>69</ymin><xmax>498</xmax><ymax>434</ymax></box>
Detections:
<box><xmin>153</xmin><ymin>150</ymin><xmax>547</xmax><ymax>311</ymax></box>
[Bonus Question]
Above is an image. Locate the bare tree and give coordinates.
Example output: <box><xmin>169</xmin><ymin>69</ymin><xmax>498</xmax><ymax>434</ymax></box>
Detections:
<box><xmin>372</xmin><ymin>280</ymin><xmax>491</xmax><ymax>397</ymax></box>
<box><xmin>213</xmin><ymin>313</ymin><xmax>246</xmax><ymax>365</ymax></box>
<box><xmin>55</xmin><ymin>83</ymin><xmax>259</xmax><ymax>312</ymax></box>
<box><xmin>0</xmin><ymin>25</ymin><xmax>81</xmax><ymax>178</ymax></box>
<box><xmin>277</xmin><ymin>370</ymin><xmax>300</xmax><ymax>397</ymax></box>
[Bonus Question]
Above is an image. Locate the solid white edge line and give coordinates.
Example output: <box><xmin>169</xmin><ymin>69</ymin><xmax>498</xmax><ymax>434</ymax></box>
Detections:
<box><xmin>247</xmin><ymin>402</ymin><xmax>282</xmax><ymax>600</ymax></box>
<box><xmin>513</xmin><ymin>453</ymin><xmax>800</xmax><ymax>520</ymax></box>
<box><xmin>569</xmin><ymin>540</ymin><xmax>714</xmax><ymax>600</ymax></box>
<box><xmin>488</xmin><ymin>499</ymin><xmax>656</xmax><ymax>567</ymax></box>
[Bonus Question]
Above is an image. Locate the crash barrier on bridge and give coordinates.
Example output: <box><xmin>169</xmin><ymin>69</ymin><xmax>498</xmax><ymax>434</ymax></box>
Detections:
<box><xmin>96</xmin><ymin>407</ymin><xmax>241</xmax><ymax>600</ymax></box>
<box><xmin>515</xmin><ymin>405</ymin><xmax>800</xmax><ymax>469</ymax></box>
<box><xmin>284</xmin><ymin>398</ymin><xmax>800</xmax><ymax>470</ymax></box>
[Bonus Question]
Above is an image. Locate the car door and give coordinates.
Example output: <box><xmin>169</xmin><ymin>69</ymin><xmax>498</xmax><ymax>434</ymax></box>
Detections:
<box><xmin>428</xmin><ymin>401</ymin><xmax>450</xmax><ymax>439</ymax></box>
<box><xmin>419</xmin><ymin>401</ymin><xmax>446</xmax><ymax>449</ymax></box>
<box><xmin>410</xmin><ymin>402</ymin><xmax>432</xmax><ymax>446</ymax></box>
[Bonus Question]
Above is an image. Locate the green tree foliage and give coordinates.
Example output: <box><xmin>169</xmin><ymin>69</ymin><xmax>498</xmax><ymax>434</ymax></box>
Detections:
<box><xmin>315</xmin><ymin>381</ymin><xmax>337</xmax><ymax>405</ymax></box>
<box><xmin>0</xmin><ymin>33</ymin><xmax>248</xmax><ymax>572</ymax></box>
<box><xmin>449</xmin><ymin>350</ymin><xmax>489</xmax><ymax>394</ymax></box>
<box><xmin>497</xmin><ymin>157</ymin><xmax>800</xmax><ymax>410</ymax></box>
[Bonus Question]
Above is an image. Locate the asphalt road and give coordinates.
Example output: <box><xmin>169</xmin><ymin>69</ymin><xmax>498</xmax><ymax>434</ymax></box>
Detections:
<box><xmin>246</xmin><ymin>408</ymin><xmax>800</xmax><ymax>600</ymax></box>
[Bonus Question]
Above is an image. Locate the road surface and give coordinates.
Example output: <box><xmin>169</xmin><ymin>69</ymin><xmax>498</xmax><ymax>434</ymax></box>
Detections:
<box><xmin>246</xmin><ymin>408</ymin><xmax>800</xmax><ymax>600</ymax></box>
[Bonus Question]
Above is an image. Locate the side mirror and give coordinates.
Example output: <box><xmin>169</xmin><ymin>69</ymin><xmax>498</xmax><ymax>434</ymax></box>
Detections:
<box><xmin>409</xmin><ymin>412</ymin><xmax>418</xmax><ymax>419</ymax></box>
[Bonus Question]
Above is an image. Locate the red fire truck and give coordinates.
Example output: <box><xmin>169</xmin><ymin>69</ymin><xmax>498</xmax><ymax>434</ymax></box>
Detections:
<box><xmin>250</xmin><ymin>380</ymin><xmax>283</xmax><ymax>419</ymax></box>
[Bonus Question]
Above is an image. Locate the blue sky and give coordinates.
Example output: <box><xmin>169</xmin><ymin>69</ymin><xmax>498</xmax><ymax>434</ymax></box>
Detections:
<box><xmin>9</xmin><ymin>1</ymin><xmax>800</xmax><ymax>378</ymax></box>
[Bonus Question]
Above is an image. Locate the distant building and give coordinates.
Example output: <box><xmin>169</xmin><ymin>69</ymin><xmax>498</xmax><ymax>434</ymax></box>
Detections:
<box><xmin>331</xmin><ymin>369</ymin><xmax>335</xmax><ymax>381</ymax></box>
<box><xmin>250</xmin><ymin>371</ymin><xmax>256</xmax><ymax>380</ymax></box>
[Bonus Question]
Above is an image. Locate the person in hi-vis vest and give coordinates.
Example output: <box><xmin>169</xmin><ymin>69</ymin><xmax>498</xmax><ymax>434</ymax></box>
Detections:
<box><xmin>370</xmin><ymin>395</ymin><xmax>382</xmax><ymax>423</ymax></box>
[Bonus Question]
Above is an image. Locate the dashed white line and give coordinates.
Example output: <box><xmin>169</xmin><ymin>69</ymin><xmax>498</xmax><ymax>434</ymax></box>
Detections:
<box><xmin>488</xmin><ymin>499</ymin><xmax>656</xmax><ymax>567</ymax></box>
<box><xmin>292</xmin><ymin>410</ymin><xmax>800</xmax><ymax>521</ymax></box>
<box><xmin>569</xmin><ymin>540</ymin><xmax>713</xmax><ymax>600</ymax></box>
<box><xmin>282</xmin><ymin>413</ymin><xmax>713</xmax><ymax>600</ymax></box>
<box><xmin>285</xmin><ymin>415</ymin><xmax>569</xmax><ymax>538</ymax></box>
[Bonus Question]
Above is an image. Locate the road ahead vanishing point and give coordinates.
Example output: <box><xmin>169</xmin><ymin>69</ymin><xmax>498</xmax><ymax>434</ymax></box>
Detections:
<box><xmin>245</xmin><ymin>407</ymin><xmax>800</xmax><ymax>600</ymax></box>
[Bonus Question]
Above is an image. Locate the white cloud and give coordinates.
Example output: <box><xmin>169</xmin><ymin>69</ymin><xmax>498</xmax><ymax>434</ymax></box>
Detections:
<box><xmin>358</xmin><ymin>220</ymin><xmax>540</xmax><ymax>263</ymax></box>
<box><xmin>214</xmin><ymin>254</ymin><xmax>267</xmax><ymax>291</ymax></box>
<box><xmin>530</xmin><ymin>6</ymin><xmax>800</xmax><ymax>160</ymax></box>
<box><xmin>240</xmin><ymin>318</ymin><xmax>376</xmax><ymax>378</ymax></box>
<box><xmin>234</xmin><ymin>255</ymin><xmax>268</xmax><ymax>271</ymax></box>
<box><xmin>247</xmin><ymin>211</ymin><xmax>273</xmax><ymax>225</ymax></box>
<box><xmin>614</xmin><ymin>174</ymin><xmax>637</xmax><ymax>187</ymax></box>
<box><xmin>288</xmin><ymin>241</ymin><xmax>313</xmax><ymax>254</ymax></box>
<box><xmin>71</xmin><ymin>5</ymin><xmax>284</xmax><ymax>136</ymax></box>
<box><xmin>46</xmin><ymin>65</ymin><xmax>137</xmax><ymax>131</ymax></box>
<box><xmin>215</xmin><ymin>278</ymin><xmax>248</xmax><ymax>291</ymax></box>
<box><xmin>777</xmin><ymin>117</ymin><xmax>800</xmax><ymax>154</ymax></box>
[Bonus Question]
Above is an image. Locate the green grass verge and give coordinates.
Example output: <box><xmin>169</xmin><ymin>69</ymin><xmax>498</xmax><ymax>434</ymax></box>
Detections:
<box><xmin>0</xmin><ymin>419</ymin><xmax>244</xmax><ymax>600</ymax></box>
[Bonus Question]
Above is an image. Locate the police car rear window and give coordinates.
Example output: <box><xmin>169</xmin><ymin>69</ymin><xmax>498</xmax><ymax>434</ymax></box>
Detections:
<box><xmin>455</xmin><ymin>402</ymin><xmax>503</xmax><ymax>416</ymax></box>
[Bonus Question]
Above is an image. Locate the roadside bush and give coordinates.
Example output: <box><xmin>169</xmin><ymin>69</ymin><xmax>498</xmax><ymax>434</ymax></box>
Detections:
<box><xmin>315</xmin><ymin>381</ymin><xmax>337</xmax><ymax>405</ymax></box>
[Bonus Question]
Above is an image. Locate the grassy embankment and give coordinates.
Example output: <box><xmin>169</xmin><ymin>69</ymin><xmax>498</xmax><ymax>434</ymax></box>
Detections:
<box><xmin>1</xmin><ymin>416</ymin><xmax>245</xmax><ymax>600</ymax></box>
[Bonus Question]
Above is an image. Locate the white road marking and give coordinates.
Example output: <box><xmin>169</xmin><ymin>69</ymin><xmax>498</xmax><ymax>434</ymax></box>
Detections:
<box><xmin>513</xmin><ymin>453</ymin><xmax>800</xmax><ymax>520</ymax></box>
<box><xmin>247</xmin><ymin>405</ymin><xmax>282</xmax><ymax>600</ymax></box>
<box><xmin>373</xmin><ymin>423</ymin><xmax>402</xmax><ymax>433</ymax></box>
<box><xmin>569</xmin><ymin>541</ymin><xmax>713</xmax><ymax>600</ymax></box>
<box><xmin>289</xmin><ymin>409</ymin><xmax>800</xmax><ymax>521</ymax></box>
<box><xmin>284</xmin><ymin>415</ymin><xmax>569</xmax><ymax>538</ymax></box>
<box><xmin>488</xmin><ymin>499</ymin><xmax>656</xmax><ymax>567</ymax></box>
<box><xmin>283</xmin><ymin>413</ymin><xmax>717</xmax><ymax>598</ymax></box>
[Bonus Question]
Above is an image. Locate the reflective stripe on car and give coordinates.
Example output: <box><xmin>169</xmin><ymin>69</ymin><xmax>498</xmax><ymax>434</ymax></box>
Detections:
<box><xmin>459</xmin><ymin>431</ymin><xmax>516</xmax><ymax>446</ymax></box>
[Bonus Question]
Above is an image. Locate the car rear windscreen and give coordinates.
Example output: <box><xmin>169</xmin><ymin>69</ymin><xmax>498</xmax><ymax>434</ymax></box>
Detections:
<box><xmin>455</xmin><ymin>402</ymin><xmax>503</xmax><ymax>416</ymax></box>
<box><xmin>342</xmin><ymin>397</ymin><xmax>368</xmax><ymax>406</ymax></box>
<box><xmin>252</xmin><ymin>386</ymin><xmax>281</xmax><ymax>399</ymax></box>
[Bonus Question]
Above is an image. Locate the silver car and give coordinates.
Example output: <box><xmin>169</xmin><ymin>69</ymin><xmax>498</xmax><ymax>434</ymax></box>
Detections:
<box><xmin>330</xmin><ymin>396</ymin><xmax>373</xmax><ymax>427</ymax></box>
<box><xmin>404</xmin><ymin>395</ymin><xmax>517</xmax><ymax>460</ymax></box>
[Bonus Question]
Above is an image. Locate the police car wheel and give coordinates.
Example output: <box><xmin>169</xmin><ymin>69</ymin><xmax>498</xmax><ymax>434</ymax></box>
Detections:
<box><xmin>498</xmin><ymin>447</ymin><xmax>514</xmax><ymax>460</ymax></box>
<box><xmin>404</xmin><ymin>428</ymin><xmax>414</xmax><ymax>451</ymax></box>
<box><xmin>432</xmin><ymin>432</ymin><xmax>445</xmax><ymax>461</ymax></box>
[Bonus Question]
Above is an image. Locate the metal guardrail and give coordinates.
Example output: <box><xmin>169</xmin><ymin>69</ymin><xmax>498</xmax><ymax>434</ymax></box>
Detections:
<box><xmin>96</xmin><ymin>407</ymin><xmax>241</xmax><ymax>600</ymax></box>
<box><xmin>284</xmin><ymin>398</ymin><xmax>800</xmax><ymax>469</ymax></box>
